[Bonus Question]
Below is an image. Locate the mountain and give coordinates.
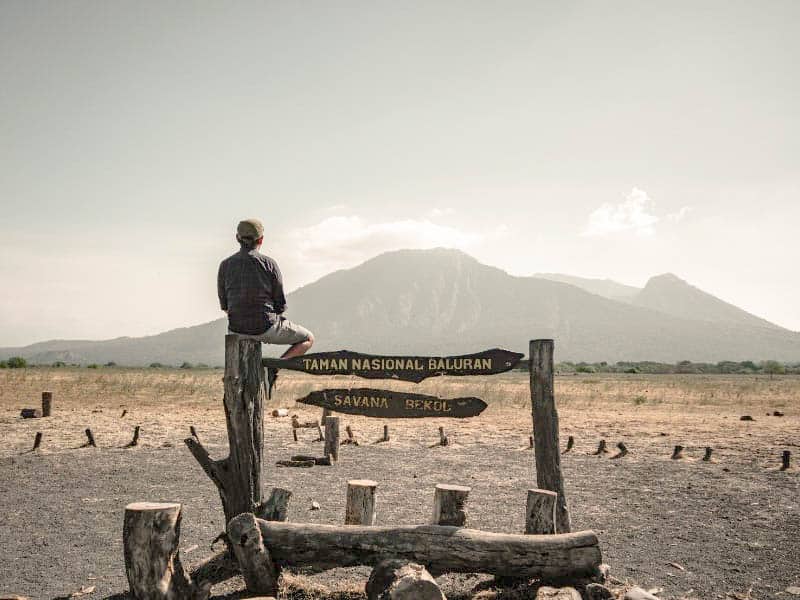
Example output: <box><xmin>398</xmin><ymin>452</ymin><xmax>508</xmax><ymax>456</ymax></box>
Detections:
<box><xmin>2</xmin><ymin>248</ymin><xmax>798</xmax><ymax>364</ymax></box>
<box><xmin>535</xmin><ymin>273</ymin><xmax>640</xmax><ymax>302</ymax></box>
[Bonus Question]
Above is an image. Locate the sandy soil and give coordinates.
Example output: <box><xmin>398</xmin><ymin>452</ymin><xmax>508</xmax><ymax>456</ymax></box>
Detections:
<box><xmin>0</xmin><ymin>369</ymin><xmax>798</xmax><ymax>599</ymax></box>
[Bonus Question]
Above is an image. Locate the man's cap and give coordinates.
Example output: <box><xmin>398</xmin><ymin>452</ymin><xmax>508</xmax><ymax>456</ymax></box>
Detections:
<box><xmin>237</xmin><ymin>218</ymin><xmax>264</xmax><ymax>240</ymax></box>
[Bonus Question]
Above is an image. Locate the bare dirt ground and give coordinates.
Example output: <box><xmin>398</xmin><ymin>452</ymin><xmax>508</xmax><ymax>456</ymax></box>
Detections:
<box><xmin>0</xmin><ymin>368</ymin><xmax>798</xmax><ymax>600</ymax></box>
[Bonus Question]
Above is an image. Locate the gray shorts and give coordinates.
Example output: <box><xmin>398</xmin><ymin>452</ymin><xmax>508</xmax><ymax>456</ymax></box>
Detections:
<box><xmin>229</xmin><ymin>317</ymin><xmax>313</xmax><ymax>345</ymax></box>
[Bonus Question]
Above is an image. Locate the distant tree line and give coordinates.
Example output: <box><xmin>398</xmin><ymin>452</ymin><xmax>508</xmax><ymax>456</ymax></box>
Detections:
<box><xmin>511</xmin><ymin>359</ymin><xmax>798</xmax><ymax>375</ymax></box>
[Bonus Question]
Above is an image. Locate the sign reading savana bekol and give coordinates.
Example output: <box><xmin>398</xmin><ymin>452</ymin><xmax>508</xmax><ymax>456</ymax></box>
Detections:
<box><xmin>297</xmin><ymin>388</ymin><xmax>487</xmax><ymax>419</ymax></box>
<box><xmin>262</xmin><ymin>348</ymin><xmax>523</xmax><ymax>383</ymax></box>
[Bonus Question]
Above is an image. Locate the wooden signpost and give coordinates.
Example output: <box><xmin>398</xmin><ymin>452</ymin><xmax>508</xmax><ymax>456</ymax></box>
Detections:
<box><xmin>298</xmin><ymin>388</ymin><xmax>487</xmax><ymax>419</ymax></box>
<box><xmin>263</xmin><ymin>348</ymin><xmax>523</xmax><ymax>383</ymax></box>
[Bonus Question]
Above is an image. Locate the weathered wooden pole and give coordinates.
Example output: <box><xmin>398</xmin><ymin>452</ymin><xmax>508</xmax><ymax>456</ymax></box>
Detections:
<box><xmin>431</xmin><ymin>484</ymin><xmax>470</xmax><ymax>526</ymax></box>
<box><xmin>530</xmin><ymin>339</ymin><xmax>571</xmax><ymax>533</ymax></box>
<box><xmin>383</xmin><ymin>424</ymin><xmax>390</xmax><ymax>442</ymax></box>
<box><xmin>184</xmin><ymin>335</ymin><xmax>268</xmax><ymax>525</ymax></box>
<box><xmin>525</xmin><ymin>488</ymin><xmax>557</xmax><ymax>534</ymax></box>
<box><xmin>32</xmin><ymin>431</ymin><xmax>42</xmax><ymax>451</ymax></box>
<box><xmin>41</xmin><ymin>391</ymin><xmax>52</xmax><ymax>417</ymax></box>
<box><xmin>122</xmin><ymin>502</ymin><xmax>208</xmax><ymax>600</ymax></box>
<box><xmin>324</xmin><ymin>416</ymin><xmax>340</xmax><ymax>462</ymax></box>
<box><xmin>125</xmin><ymin>426</ymin><xmax>141</xmax><ymax>448</ymax></box>
<box><xmin>346</xmin><ymin>479</ymin><xmax>378</xmax><ymax>525</ymax></box>
<box><xmin>781</xmin><ymin>450</ymin><xmax>791</xmax><ymax>471</ymax></box>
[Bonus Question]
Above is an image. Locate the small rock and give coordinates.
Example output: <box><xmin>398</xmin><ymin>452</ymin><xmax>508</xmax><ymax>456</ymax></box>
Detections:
<box><xmin>624</xmin><ymin>587</ymin><xmax>660</xmax><ymax>600</ymax></box>
<box><xmin>536</xmin><ymin>586</ymin><xmax>581</xmax><ymax>600</ymax></box>
<box><xmin>310</xmin><ymin>501</ymin><xmax>321</xmax><ymax>510</ymax></box>
<box><xmin>585</xmin><ymin>583</ymin><xmax>615</xmax><ymax>600</ymax></box>
<box><xmin>739</xmin><ymin>415</ymin><xmax>754</xmax><ymax>421</ymax></box>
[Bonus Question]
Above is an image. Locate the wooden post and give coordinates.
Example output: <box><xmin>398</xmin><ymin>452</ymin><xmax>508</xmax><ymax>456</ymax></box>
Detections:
<box><xmin>324</xmin><ymin>416</ymin><xmax>340</xmax><ymax>462</ymax></box>
<box><xmin>781</xmin><ymin>450</ymin><xmax>791</xmax><ymax>471</ymax></box>
<box><xmin>525</xmin><ymin>489</ymin><xmax>557</xmax><ymax>534</ymax></box>
<box><xmin>530</xmin><ymin>339</ymin><xmax>571</xmax><ymax>533</ymax></box>
<box><xmin>83</xmin><ymin>428</ymin><xmax>96</xmax><ymax>447</ymax></box>
<box><xmin>438</xmin><ymin>426</ymin><xmax>449</xmax><ymax>447</ymax></box>
<box><xmin>41</xmin><ymin>391</ymin><xmax>52</xmax><ymax>417</ymax></box>
<box><xmin>593</xmin><ymin>440</ymin><xmax>608</xmax><ymax>455</ymax></box>
<box><xmin>366</xmin><ymin>560</ymin><xmax>445</xmax><ymax>600</ymax></box>
<box><xmin>702</xmin><ymin>447</ymin><xmax>713</xmax><ymax>462</ymax></box>
<box><xmin>122</xmin><ymin>502</ymin><xmax>208</xmax><ymax>600</ymax></box>
<box><xmin>671</xmin><ymin>445</ymin><xmax>684</xmax><ymax>460</ymax></box>
<box><xmin>189</xmin><ymin>425</ymin><xmax>199</xmax><ymax>441</ymax></box>
<box><xmin>316</xmin><ymin>421</ymin><xmax>325</xmax><ymax>441</ymax></box>
<box><xmin>184</xmin><ymin>335</ymin><xmax>267</xmax><ymax>527</ymax></box>
<box><xmin>383</xmin><ymin>424</ymin><xmax>390</xmax><ymax>442</ymax></box>
<box><xmin>346</xmin><ymin>479</ymin><xmax>378</xmax><ymax>525</ymax></box>
<box><xmin>431</xmin><ymin>484</ymin><xmax>470</xmax><ymax>526</ymax></box>
<box><xmin>32</xmin><ymin>432</ymin><xmax>42</xmax><ymax>451</ymax></box>
<box><xmin>125</xmin><ymin>426</ymin><xmax>141</xmax><ymax>448</ymax></box>
<box><xmin>321</xmin><ymin>407</ymin><xmax>332</xmax><ymax>424</ymax></box>
<box><xmin>563</xmin><ymin>436</ymin><xmax>574</xmax><ymax>454</ymax></box>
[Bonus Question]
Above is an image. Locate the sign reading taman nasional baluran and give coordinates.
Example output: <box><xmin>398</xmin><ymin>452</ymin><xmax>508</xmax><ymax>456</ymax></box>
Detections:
<box><xmin>263</xmin><ymin>348</ymin><xmax>523</xmax><ymax>383</ymax></box>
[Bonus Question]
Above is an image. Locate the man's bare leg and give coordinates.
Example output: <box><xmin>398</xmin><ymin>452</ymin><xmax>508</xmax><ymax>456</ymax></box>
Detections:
<box><xmin>281</xmin><ymin>334</ymin><xmax>314</xmax><ymax>360</ymax></box>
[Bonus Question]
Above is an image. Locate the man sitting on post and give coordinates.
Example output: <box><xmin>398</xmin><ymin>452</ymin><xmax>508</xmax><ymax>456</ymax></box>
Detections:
<box><xmin>218</xmin><ymin>218</ymin><xmax>314</xmax><ymax>393</ymax></box>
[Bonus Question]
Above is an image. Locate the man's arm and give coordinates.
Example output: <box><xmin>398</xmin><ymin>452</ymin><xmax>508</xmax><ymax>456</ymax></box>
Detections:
<box><xmin>272</xmin><ymin>261</ymin><xmax>287</xmax><ymax>314</ymax></box>
<box><xmin>217</xmin><ymin>261</ymin><xmax>228</xmax><ymax>312</ymax></box>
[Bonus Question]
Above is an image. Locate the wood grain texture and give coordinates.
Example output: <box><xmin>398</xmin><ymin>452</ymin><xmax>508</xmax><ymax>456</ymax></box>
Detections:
<box><xmin>431</xmin><ymin>484</ymin><xmax>469</xmax><ymax>526</ymax></box>
<box><xmin>530</xmin><ymin>339</ymin><xmax>571</xmax><ymax>533</ymax></box>
<box><xmin>525</xmin><ymin>488</ymin><xmax>557</xmax><ymax>535</ymax></box>
<box><xmin>227</xmin><ymin>513</ymin><xmax>278</xmax><ymax>597</ymax></box>
<box><xmin>324</xmin><ymin>416</ymin><xmax>340</xmax><ymax>462</ymax></box>
<box><xmin>346</xmin><ymin>480</ymin><xmax>377</xmax><ymax>525</ymax></box>
<box><xmin>254</xmin><ymin>519</ymin><xmax>601</xmax><ymax>579</ymax></box>
<box><xmin>298</xmin><ymin>389</ymin><xmax>486</xmax><ymax>419</ymax></box>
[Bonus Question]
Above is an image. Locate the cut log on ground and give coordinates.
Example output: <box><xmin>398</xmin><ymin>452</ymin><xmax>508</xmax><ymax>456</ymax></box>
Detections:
<box><xmin>530</xmin><ymin>339</ymin><xmax>571</xmax><ymax>533</ymax></box>
<box><xmin>431</xmin><ymin>484</ymin><xmax>469</xmax><ymax>526</ymax></box>
<box><xmin>525</xmin><ymin>488</ymin><xmax>557</xmax><ymax>534</ymax></box>
<box><xmin>227</xmin><ymin>513</ymin><xmax>278</xmax><ymax>597</ymax></box>
<box><xmin>346</xmin><ymin>479</ymin><xmax>377</xmax><ymax>525</ymax></box>
<box><xmin>271</xmin><ymin>408</ymin><xmax>289</xmax><ymax>417</ymax></box>
<box><xmin>41</xmin><ymin>391</ymin><xmax>52</xmax><ymax>417</ymax></box>
<box><xmin>250</xmin><ymin>518</ymin><xmax>602</xmax><ymax>579</ymax></box>
<box><xmin>20</xmin><ymin>408</ymin><xmax>41</xmax><ymax>419</ymax></box>
<box><xmin>324</xmin><ymin>416</ymin><xmax>340</xmax><ymax>462</ymax></box>
<box><xmin>184</xmin><ymin>335</ymin><xmax>266</xmax><ymax>526</ymax></box>
<box><xmin>276</xmin><ymin>459</ymin><xmax>315</xmax><ymax>468</ymax></box>
<box><xmin>123</xmin><ymin>502</ymin><xmax>209</xmax><ymax>600</ymax></box>
<box><xmin>366</xmin><ymin>560</ymin><xmax>446</xmax><ymax>600</ymax></box>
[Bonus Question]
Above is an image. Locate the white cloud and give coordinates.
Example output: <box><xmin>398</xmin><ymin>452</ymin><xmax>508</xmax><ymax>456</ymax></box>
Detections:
<box><xmin>583</xmin><ymin>188</ymin><xmax>660</xmax><ymax>237</ymax></box>
<box><xmin>428</xmin><ymin>207</ymin><xmax>455</xmax><ymax>218</ymax></box>
<box><xmin>277</xmin><ymin>216</ymin><xmax>482</xmax><ymax>286</ymax></box>
<box><xmin>667</xmin><ymin>206</ymin><xmax>692</xmax><ymax>222</ymax></box>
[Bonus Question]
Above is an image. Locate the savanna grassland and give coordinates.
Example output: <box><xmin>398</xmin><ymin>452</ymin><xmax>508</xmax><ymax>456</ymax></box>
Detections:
<box><xmin>0</xmin><ymin>368</ymin><xmax>798</xmax><ymax>599</ymax></box>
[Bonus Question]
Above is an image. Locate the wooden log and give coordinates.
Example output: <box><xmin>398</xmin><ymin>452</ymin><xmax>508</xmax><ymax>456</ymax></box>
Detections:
<box><xmin>125</xmin><ymin>426</ymin><xmax>140</xmax><ymax>448</ymax></box>
<box><xmin>702</xmin><ymin>447</ymin><xmax>713</xmax><ymax>462</ymax></box>
<box><xmin>41</xmin><ymin>391</ymin><xmax>52</xmax><ymax>417</ymax></box>
<box><xmin>530</xmin><ymin>339</ymin><xmax>571</xmax><ymax>533</ymax></box>
<box><xmin>227</xmin><ymin>513</ymin><xmax>278</xmax><ymax>597</ymax></box>
<box><xmin>781</xmin><ymin>450</ymin><xmax>791</xmax><ymax>471</ymax></box>
<box><xmin>438</xmin><ymin>426</ymin><xmax>449</xmax><ymax>447</ymax></box>
<box><xmin>83</xmin><ymin>428</ymin><xmax>96</xmax><ymax>447</ymax></box>
<box><xmin>324</xmin><ymin>416</ymin><xmax>340</xmax><ymax>462</ymax></box>
<box><xmin>276</xmin><ymin>459</ymin><xmax>315</xmax><ymax>468</ymax></box>
<box><xmin>671</xmin><ymin>445</ymin><xmax>684</xmax><ymax>460</ymax></box>
<box><xmin>525</xmin><ymin>488</ymin><xmax>557</xmax><ymax>535</ymax></box>
<box><xmin>346</xmin><ymin>479</ymin><xmax>378</xmax><ymax>525</ymax></box>
<box><xmin>184</xmin><ymin>335</ymin><xmax>266</xmax><ymax>526</ymax></box>
<box><xmin>592</xmin><ymin>440</ymin><xmax>608</xmax><ymax>455</ymax></box>
<box><xmin>431</xmin><ymin>484</ymin><xmax>470</xmax><ymax>526</ymax></box>
<box><xmin>123</xmin><ymin>502</ymin><xmax>209</xmax><ymax>600</ymax></box>
<box><xmin>366</xmin><ymin>560</ymin><xmax>446</xmax><ymax>600</ymax></box>
<box><xmin>610</xmin><ymin>442</ymin><xmax>628</xmax><ymax>459</ymax></box>
<box><xmin>20</xmin><ymin>408</ymin><xmax>41</xmax><ymax>419</ymax></box>
<box><xmin>32</xmin><ymin>432</ymin><xmax>42</xmax><ymax>451</ymax></box>
<box><xmin>254</xmin><ymin>519</ymin><xmax>602</xmax><ymax>579</ymax></box>
<box><xmin>562</xmin><ymin>436</ymin><xmax>574</xmax><ymax>454</ymax></box>
<box><xmin>257</xmin><ymin>487</ymin><xmax>292</xmax><ymax>522</ymax></box>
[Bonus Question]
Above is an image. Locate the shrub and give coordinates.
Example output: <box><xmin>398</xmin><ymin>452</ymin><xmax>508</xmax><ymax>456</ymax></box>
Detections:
<box><xmin>104</xmin><ymin>361</ymin><xmax>117</xmax><ymax>367</ymax></box>
<box><xmin>0</xmin><ymin>360</ymin><xmax>7</xmax><ymax>368</ymax></box>
<box><xmin>762</xmin><ymin>360</ymin><xmax>786</xmax><ymax>376</ymax></box>
<box><xmin>51</xmin><ymin>361</ymin><xmax>66</xmax><ymax>367</ymax></box>
<box><xmin>576</xmin><ymin>365</ymin><xmax>596</xmax><ymax>373</ymax></box>
<box><xmin>625</xmin><ymin>367</ymin><xmax>639</xmax><ymax>374</ymax></box>
<box><xmin>149</xmin><ymin>362</ymin><xmax>164</xmax><ymax>368</ymax></box>
<box><xmin>633</xmin><ymin>395</ymin><xmax>647</xmax><ymax>405</ymax></box>
<box><xmin>7</xmin><ymin>356</ymin><xmax>27</xmax><ymax>369</ymax></box>
<box><xmin>180</xmin><ymin>362</ymin><xmax>193</xmax><ymax>369</ymax></box>
<box><xmin>87</xmin><ymin>363</ymin><xmax>99</xmax><ymax>369</ymax></box>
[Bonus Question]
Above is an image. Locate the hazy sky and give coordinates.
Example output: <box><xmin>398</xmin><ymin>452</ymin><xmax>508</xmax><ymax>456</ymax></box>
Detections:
<box><xmin>2</xmin><ymin>1</ymin><xmax>799</xmax><ymax>346</ymax></box>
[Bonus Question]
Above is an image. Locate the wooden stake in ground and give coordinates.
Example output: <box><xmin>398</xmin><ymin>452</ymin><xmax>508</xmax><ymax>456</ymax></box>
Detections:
<box><xmin>125</xmin><ymin>426</ymin><xmax>140</xmax><ymax>448</ymax></box>
<box><xmin>592</xmin><ymin>440</ymin><xmax>608</xmax><ymax>455</ymax></box>
<box><xmin>346</xmin><ymin>480</ymin><xmax>378</xmax><ymax>525</ymax></box>
<box><xmin>82</xmin><ymin>428</ymin><xmax>96</xmax><ymax>448</ymax></box>
<box><xmin>781</xmin><ymin>450</ymin><xmax>791</xmax><ymax>471</ymax></box>
<box><xmin>184</xmin><ymin>335</ymin><xmax>269</xmax><ymax>527</ymax></box>
<box><xmin>41</xmin><ymin>391</ymin><xmax>52</xmax><ymax>417</ymax></box>
<box><xmin>562</xmin><ymin>436</ymin><xmax>574</xmax><ymax>454</ymax></box>
<box><xmin>702</xmin><ymin>447</ymin><xmax>713</xmax><ymax>462</ymax></box>
<box><xmin>671</xmin><ymin>445</ymin><xmax>684</xmax><ymax>460</ymax></box>
<box><xmin>431</xmin><ymin>484</ymin><xmax>470</xmax><ymax>526</ymax></box>
<box><xmin>189</xmin><ymin>426</ymin><xmax>199</xmax><ymax>441</ymax></box>
<box><xmin>342</xmin><ymin>425</ymin><xmax>359</xmax><ymax>446</ymax></box>
<box><xmin>32</xmin><ymin>432</ymin><xmax>42</xmax><ymax>451</ymax></box>
<box><xmin>366</xmin><ymin>560</ymin><xmax>446</xmax><ymax>600</ymax></box>
<box><xmin>122</xmin><ymin>502</ymin><xmax>209</xmax><ymax>600</ymax></box>
<box><xmin>438</xmin><ymin>427</ymin><xmax>449</xmax><ymax>447</ymax></box>
<box><xmin>525</xmin><ymin>488</ymin><xmax>557</xmax><ymax>535</ymax></box>
<box><xmin>324</xmin><ymin>416</ymin><xmax>340</xmax><ymax>462</ymax></box>
<box><xmin>530</xmin><ymin>339</ymin><xmax>571</xmax><ymax>533</ymax></box>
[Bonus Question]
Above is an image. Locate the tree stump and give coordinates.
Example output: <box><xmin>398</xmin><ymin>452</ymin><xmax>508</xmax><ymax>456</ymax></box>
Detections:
<box><xmin>525</xmin><ymin>488</ymin><xmax>557</xmax><ymax>534</ymax></box>
<box><xmin>227</xmin><ymin>513</ymin><xmax>278</xmax><ymax>597</ymax></box>
<box><xmin>530</xmin><ymin>339</ymin><xmax>571</xmax><ymax>533</ymax></box>
<box><xmin>324</xmin><ymin>416</ymin><xmax>340</xmax><ymax>462</ymax></box>
<box><xmin>366</xmin><ymin>560</ymin><xmax>446</xmax><ymax>600</ymax></box>
<box><xmin>122</xmin><ymin>502</ymin><xmax>208</xmax><ymax>600</ymax></box>
<box><xmin>431</xmin><ymin>484</ymin><xmax>470</xmax><ymax>526</ymax></box>
<box><xmin>184</xmin><ymin>335</ymin><xmax>267</xmax><ymax>526</ymax></box>
<box><xmin>41</xmin><ymin>391</ymin><xmax>52</xmax><ymax>417</ymax></box>
<box><xmin>346</xmin><ymin>480</ymin><xmax>377</xmax><ymax>525</ymax></box>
